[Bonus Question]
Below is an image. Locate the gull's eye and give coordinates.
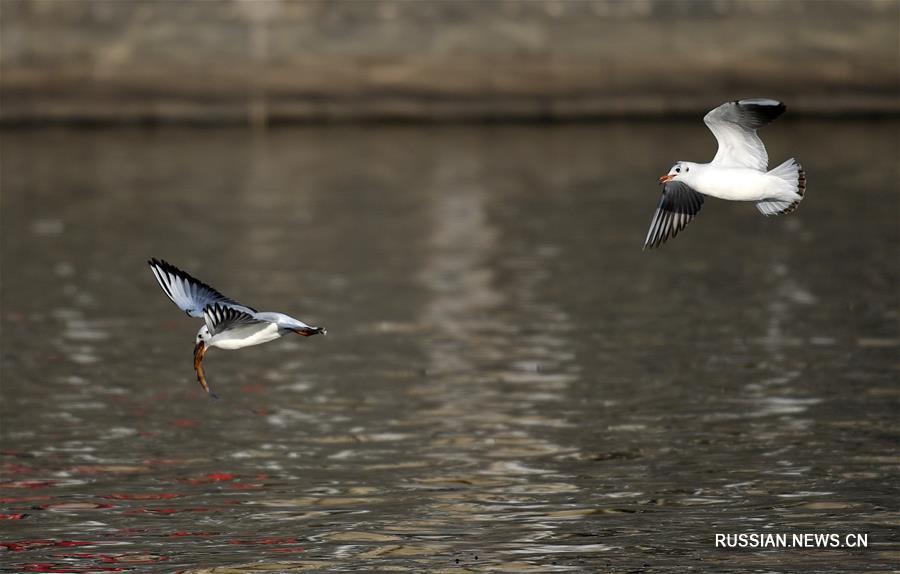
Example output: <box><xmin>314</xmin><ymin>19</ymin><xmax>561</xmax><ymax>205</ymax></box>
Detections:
<box><xmin>675</xmin><ymin>167</ymin><xmax>681</xmax><ymax>173</ymax></box>
<box><xmin>685</xmin><ymin>167</ymin><xmax>690</xmax><ymax>172</ymax></box>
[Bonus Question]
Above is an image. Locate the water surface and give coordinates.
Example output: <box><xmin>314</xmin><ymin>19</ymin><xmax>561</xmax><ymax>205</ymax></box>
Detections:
<box><xmin>1</xmin><ymin>122</ymin><xmax>898</xmax><ymax>572</ymax></box>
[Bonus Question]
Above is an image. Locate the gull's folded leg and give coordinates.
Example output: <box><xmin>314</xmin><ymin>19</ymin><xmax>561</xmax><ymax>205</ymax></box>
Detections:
<box><xmin>193</xmin><ymin>342</ymin><xmax>219</xmax><ymax>399</ymax></box>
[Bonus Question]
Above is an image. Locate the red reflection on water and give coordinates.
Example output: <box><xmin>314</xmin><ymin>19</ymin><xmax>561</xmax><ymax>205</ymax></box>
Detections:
<box><xmin>227</xmin><ymin>482</ymin><xmax>264</xmax><ymax>490</ymax></box>
<box><xmin>142</xmin><ymin>458</ymin><xmax>183</xmax><ymax>466</ymax></box>
<box><xmin>70</xmin><ymin>466</ymin><xmax>146</xmax><ymax>475</ymax></box>
<box><xmin>107</xmin><ymin>554</ymin><xmax>168</xmax><ymax>564</ymax></box>
<box><xmin>1</xmin><ymin>449</ymin><xmax>32</xmax><ymax>456</ymax></box>
<box><xmin>240</xmin><ymin>383</ymin><xmax>267</xmax><ymax>394</ymax></box>
<box><xmin>0</xmin><ymin>495</ymin><xmax>50</xmax><ymax>503</ymax></box>
<box><xmin>103</xmin><ymin>493</ymin><xmax>180</xmax><ymax>500</ymax></box>
<box><xmin>2</xmin><ymin>540</ymin><xmax>53</xmax><ymax>552</ymax></box>
<box><xmin>124</xmin><ymin>507</ymin><xmax>210</xmax><ymax>515</ymax></box>
<box><xmin>2</xmin><ymin>540</ymin><xmax>95</xmax><ymax>552</ymax></box>
<box><xmin>56</xmin><ymin>553</ymin><xmax>169</xmax><ymax>565</ymax></box>
<box><xmin>227</xmin><ymin>536</ymin><xmax>304</xmax><ymax>553</ymax></box>
<box><xmin>103</xmin><ymin>527</ymin><xmax>152</xmax><ymax>539</ymax></box>
<box><xmin>227</xmin><ymin>473</ymin><xmax>270</xmax><ymax>489</ymax></box>
<box><xmin>182</xmin><ymin>472</ymin><xmax>236</xmax><ymax>484</ymax></box>
<box><xmin>171</xmin><ymin>419</ymin><xmax>198</xmax><ymax>428</ymax></box>
<box><xmin>37</xmin><ymin>502</ymin><xmax>113</xmax><ymax>511</ymax></box>
<box><xmin>168</xmin><ymin>531</ymin><xmax>217</xmax><ymax>537</ymax></box>
<box><xmin>0</xmin><ymin>513</ymin><xmax>28</xmax><ymax>519</ymax></box>
<box><xmin>1</xmin><ymin>463</ymin><xmax>34</xmax><ymax>474</ymax></box>
<box><xmin>0</xmin><ymin>480</ymin><xmax>58</xmax><ymax>489</ymax></box>
<box><xmin>259</xmin><ymin>537</ymin><xmax>302</xmax><ymax>545</ymax></box>
<box><xmin>20</xmin><ymin>564</ymin><xmax>123</xmax><ymax>573</ymax></box>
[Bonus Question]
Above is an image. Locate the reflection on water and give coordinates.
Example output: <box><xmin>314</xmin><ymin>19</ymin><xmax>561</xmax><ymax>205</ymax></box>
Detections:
<box><xmin>1</xmin><ymin>122</ymin><xmax>898</xmax><ymax>572</ymax></box>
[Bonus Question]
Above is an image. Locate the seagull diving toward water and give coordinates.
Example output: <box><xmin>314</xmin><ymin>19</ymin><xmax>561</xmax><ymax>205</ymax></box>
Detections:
<box><xmin>148</xmin><ymin>258</ymin><xmax>325</xmax><ymax>398</ymax></box>
<box><xmin>643</xmin><ymin>99</ymin><xmax>806</xmax><ymax>249</ymax></box>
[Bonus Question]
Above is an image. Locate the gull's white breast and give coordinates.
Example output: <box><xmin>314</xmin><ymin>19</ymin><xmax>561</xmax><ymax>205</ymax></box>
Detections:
<box><xmin>693</xmin><ymin>167</ymin><xmax>776</xmax><ymax>202</ymax></box>
<box><xmin>210</xmin><ymin>321</ymin><xmax>281</xmax><ymax>350</ymax></box>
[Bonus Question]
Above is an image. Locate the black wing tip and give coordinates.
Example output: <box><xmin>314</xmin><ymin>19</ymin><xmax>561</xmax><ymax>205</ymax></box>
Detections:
<box><xmin>148</xmin><ymin>258</ymin><xmax>181</xmax><ymax>275</ymax></box>
<box><xmin>204</xmin><ymin>302</ymin><xmax>251</xmax><ymax>322</ymax></box>
<box><xmin>148</xmin><ymin>258</ymin><xmax>175</xmax><ymax>297</ymax></box>
<box><xmin>150</xmin><ymin>260</ymin><xmax>252</xmax><ymax>311</ymax></box>
<box><xmin>150</xmin><ymin>258</ymin><xmax>180</xmax><ymax>273</ymax></box>
<box><xmin>642</xmin><ymin>182</ymin><xmax>705</xmax><ymax>250</ymax></box>
<box><xmin>734</xmin><ymin>98</ymin><xmax>786</xmax><ymax>124</ymax></box>
<box><xmin>204</xmin><ymin>302</ymin><xmax>230</xmax><ymax>317</ymax></box>
<box><xmin>643</xmin><ymin>237</ymin><xmax>662</xmax><ymax>250</ymax></box>
<box><xmin>202</xmin><ymin>303</ymin><xmax>229</xmax><ymax>333</ymax></box>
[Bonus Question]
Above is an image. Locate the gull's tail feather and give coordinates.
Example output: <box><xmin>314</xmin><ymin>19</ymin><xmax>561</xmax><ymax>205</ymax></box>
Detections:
<box><xmin>757</xmin><ymin>158</ymin><xmax>805</xmax><ymax>216</ymax></box>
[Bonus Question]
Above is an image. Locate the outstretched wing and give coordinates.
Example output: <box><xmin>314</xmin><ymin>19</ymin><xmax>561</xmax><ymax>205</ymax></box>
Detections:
<box><xmin>704</xmin><ymin>99</ymin><xmax>785</xmax><ymax>171</ymax></box>
<box><xmin>203</xmin><ymin>303</ymin><xmax>265</xmax><ymax>336</ymax></box>
<box><xmin>148</xmin><ymin>258</ymin><xmax>255</xmax><ymax>318</ymax></box>
<box><xmin>643</xmin><ymin>181</ymin><xmax>705</xmax><ymax>250</ymax></box>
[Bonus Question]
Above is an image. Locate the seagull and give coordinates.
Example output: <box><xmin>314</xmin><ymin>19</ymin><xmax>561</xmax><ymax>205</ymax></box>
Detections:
<box><xmin>643</xmin><ymin>98</ymin><xmax>806</xmax><ymax>249</ymax></box>
<box><xmin>148</xmin><ymin>258</ymin><xmax>325</xmax><ymax>398</ymax></box>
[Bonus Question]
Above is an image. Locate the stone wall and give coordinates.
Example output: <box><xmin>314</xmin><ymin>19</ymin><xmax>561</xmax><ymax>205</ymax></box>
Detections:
<box><xmin>1</xmin><ymin>0</ymin><xmax>897</xmax><ymax>124</ymax></box>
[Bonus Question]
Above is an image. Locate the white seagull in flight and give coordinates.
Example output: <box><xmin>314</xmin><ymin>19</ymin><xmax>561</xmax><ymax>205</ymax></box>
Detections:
<box><xmin>148</xmin><ymin>258</ymin><xmax>325</xmax><ymax>398</ymax></box>
<box><xmin>644</xmin><ymin>98</ymin><xmax>806</xmax><ymax>249</ymax></box>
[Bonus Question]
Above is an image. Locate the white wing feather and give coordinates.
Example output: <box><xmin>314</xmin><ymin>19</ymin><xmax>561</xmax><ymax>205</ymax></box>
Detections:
<box><xmin>148</xmin><ymin>258</ymin><xmax>255</xmax><ymax>318</ymax></box>
<box><xmin>704</xmin><ymin>99</ymin><xmax>785</xmax><ymax>172</ymax></box>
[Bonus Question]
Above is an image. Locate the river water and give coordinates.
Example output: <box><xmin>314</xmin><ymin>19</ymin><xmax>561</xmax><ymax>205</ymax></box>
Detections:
<box><xmin>1</xmin><ymin>122</ymin><xmax>897</xmax><ymax>572</ymax></box>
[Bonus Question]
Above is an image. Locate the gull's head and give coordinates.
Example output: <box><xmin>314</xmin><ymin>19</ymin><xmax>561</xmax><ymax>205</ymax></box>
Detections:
<box><xmin>659</xmin><ymin>162</ymin><xmax>695</xmax><ymax>184</ymax></box>
<box><xmin>195</xmin><ymin>325</ymin><xmax>211</xmax><ymax>345</ymax></box>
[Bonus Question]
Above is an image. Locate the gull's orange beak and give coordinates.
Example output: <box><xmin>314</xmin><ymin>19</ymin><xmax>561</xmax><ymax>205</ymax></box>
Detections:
<box><xmin>659</xmin><ymin>174</ymin><xmax>675</xmax><ymax>184</ymax></box>
<box><xmin>290</xmin><ymin>326</ymin><xmax>326</xmax><ymax>337</ymax></box>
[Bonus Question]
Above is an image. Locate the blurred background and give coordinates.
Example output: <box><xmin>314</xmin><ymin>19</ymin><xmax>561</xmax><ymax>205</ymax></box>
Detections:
<box><xmin>1</xmin><ymin>1</ymin><xmax>898</xmax><ymax>573</ymax></box>
<box><xmin>2</xmin><ymin>0</ymin><xmax>898</xmax><ymax>124</ymax></box>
